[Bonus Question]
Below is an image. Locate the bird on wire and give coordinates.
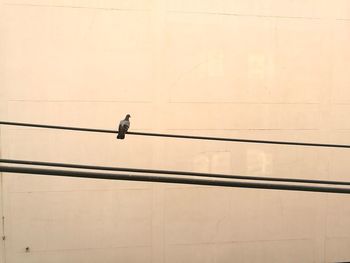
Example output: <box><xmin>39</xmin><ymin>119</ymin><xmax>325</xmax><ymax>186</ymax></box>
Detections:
<box><xmin>117</xmin><ymin>114</ymin><xmax>131</xmax><ymax>139</ymax></box>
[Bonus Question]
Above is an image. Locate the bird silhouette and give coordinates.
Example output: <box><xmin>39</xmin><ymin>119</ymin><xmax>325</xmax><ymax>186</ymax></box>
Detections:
<box><xmin>117</xmin><ymin>114</ymin><xmax>131</xmax><ymax>139</ymax></box>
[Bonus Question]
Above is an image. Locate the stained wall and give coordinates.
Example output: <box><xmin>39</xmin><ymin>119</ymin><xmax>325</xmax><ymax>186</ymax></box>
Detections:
<box><xmin>1</xmin><ymin>0</ymin><xmax>350</xmax><ymax>262</ymax></box>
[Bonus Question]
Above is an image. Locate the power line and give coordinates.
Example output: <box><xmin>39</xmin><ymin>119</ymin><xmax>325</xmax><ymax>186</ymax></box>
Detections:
<box><xmin>0</xmin><ymin>121</ymin><xmax>115</xmax><ymax>134</ymax></box>
<box><xmin>1</xmin><ymin>120</ymin><xmax>350</xmax><ymax>148</ymax></box>
<box><xmin>1</xmin><ymin>158</ymin><xmax>350</xmax><ymax>186</ymax></box>
<box><xmin>1</xmin><ymin>165</ymin><xmax>350</xmax><ymax>194</ymax></box>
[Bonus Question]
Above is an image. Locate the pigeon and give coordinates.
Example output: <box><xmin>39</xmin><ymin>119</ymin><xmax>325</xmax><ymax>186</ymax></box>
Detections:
<box><xmin>117</xmin><ymin>114</ymin><xmax>131</xmax><ymax>139</ymax></box>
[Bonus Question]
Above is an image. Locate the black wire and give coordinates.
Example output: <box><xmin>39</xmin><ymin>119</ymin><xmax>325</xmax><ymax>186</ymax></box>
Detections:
<box><xmin>1</xmin><ymin>165</ymin><xmax>350</xmax><ymax>194</ymax></box>
<box><xmin>1</xmin><ymin>158</ymin><xmax>350</xmax><ymax>186</ymax></box>
<box><xmin>0</xmin><ymin>121</ymin><xmax>115</xmax><ymax>134</ymax></box>
<box><xmin>1</xmin><ymin>120</ymin><xmax>350</xmax><ymax>148</ymax></box>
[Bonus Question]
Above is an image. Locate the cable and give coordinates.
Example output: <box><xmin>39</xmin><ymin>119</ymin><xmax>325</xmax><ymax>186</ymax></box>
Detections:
<box><xmin>1</xmin><ymin>158</ymin><xmax>350</xmax><ymax>186</ymax></box>
<box><xmin>1</xmin><ymin>120</ymin><xmax>350</xmax><ymax>148</ymax></box>
<box><xmin>1</xmin><ymin>165</ymin><xmax>350</xmax><ymax>194</ymax></box>
<box><xmin>0</xmin><ymin>121</ymin><xmax>115</xmax><ymax>134</ymax></box>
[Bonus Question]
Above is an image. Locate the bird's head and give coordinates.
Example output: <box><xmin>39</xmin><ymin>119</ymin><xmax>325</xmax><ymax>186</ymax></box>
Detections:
<box><xmin>125</xmin><ymin>114</ymin><xmax>131</xmax><ymax>120</ymax></box>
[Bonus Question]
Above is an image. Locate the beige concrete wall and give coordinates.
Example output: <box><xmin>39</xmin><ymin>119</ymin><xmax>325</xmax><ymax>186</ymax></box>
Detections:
<box><xmin>1</xmin><ymin>0</ymin><xmax>350</xmax><ymax>262</ymax></box>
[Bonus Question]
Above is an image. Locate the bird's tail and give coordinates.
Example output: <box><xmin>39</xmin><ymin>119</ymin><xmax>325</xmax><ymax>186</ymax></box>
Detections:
<box><xmin>117</xmin><ymin>132</ymin><xmax>125</xmax><ymax>139</ymax></box>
